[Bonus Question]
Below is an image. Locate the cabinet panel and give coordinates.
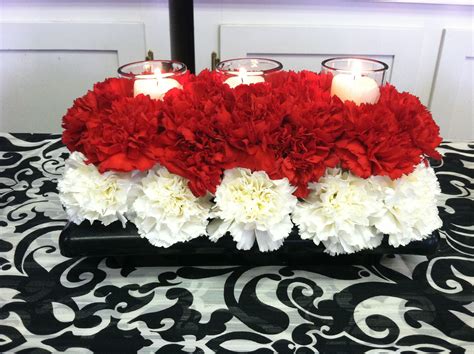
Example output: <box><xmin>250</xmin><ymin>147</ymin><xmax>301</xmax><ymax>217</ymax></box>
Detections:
<box><xmin>0</xmin><ymin>23</ymin><xmax>146</xmax><ymax>133</ymax></box>
<box><xmin>430</xmin><ymin>29</ymin><xmax>473</xmax><ymax>140</ymax></box>
<box><xmin>220</xmin><ymin>25</ymin><xmax>438</xmax><ymax>105</ymax></box>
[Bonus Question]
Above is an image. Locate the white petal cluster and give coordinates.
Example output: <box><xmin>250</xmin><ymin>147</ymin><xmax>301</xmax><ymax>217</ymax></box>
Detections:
<box><xmin>59</xmin><ymin>152</ymin><xmax>442</xmax><ymax>254</ymax></box>
<box><xmin>58</xmin><ymin>152</ymin><xmax>133</xmax><ymax>226</ymax></box>
<box><xmin>371</xmin><ymin>163</ymin><xmax>442</xmax><ymax>247</ymax></box>
<box><xmin>207</xmin><ymin>168</ymin><xmax>297</xmax><ymax>252</ymax></box>
<box><xmin>129</xmin><ymin>166</ymin><xmax>211</xmax><ymax>247</ymax></box>
<box><xmin>292</xmin><ymin>168</ymin><xmax>384</xmax><ymax>255</ymax></box>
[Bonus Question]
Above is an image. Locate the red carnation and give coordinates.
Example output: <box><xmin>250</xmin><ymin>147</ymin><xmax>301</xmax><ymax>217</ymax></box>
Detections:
<box><xmin>336</xmin><ymin>99</ymin><xmax>424</xmax><ymax>179</ymax></box>
<box><xmin>62</xmin><ymin>78</ymin><xmax>134</xmax><ymax>155</ymax></box>
<box><xmin>273</xmin><ymin>123</ymin><xmax>338</xmax><ymax>197</ymax></box>
<box><xmin>379</xmin><ymin>85</ymin><xmax>442</xmax><ymax>159</ymax></box>
<box><xmin>223</xmin><ymin>83</ymin><xmax>285</xmax><ymax>174</ymax></box>
<box><xmin>155</xmin><ymin>70</ymin><xmax>239</xmax><ymax>196</ymax></box>
<box><xmin>266</xmin><ymin>70</ymin><xmax>333</xmax><ymax>116</ymax></box>
<box><xmin>62</xmin><ymin>91</ymin><xmax>99</xmax><ymax>154</ymax></box>
<box><xmin>93</xmin><ymin>77</ymin><xmax>134</xmax><ymax>106</ymax></box>
<box><xmin>262</xmin><ymin>71</ymin><xmax>342</xmax><ymax>196</ymax></box>
<box><xmin>62</xmin><ymin>77</ymin><xmax>162</xmax><ymax>172</ymax></box>
<box><xmin>87</xmin><ymin>95</ymin><xmax>163</xmax><ymax>172</ymax></box>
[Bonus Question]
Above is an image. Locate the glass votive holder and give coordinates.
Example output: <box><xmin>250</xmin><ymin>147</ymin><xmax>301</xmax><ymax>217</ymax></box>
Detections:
<box><xmin>321</xmin><ymin>57</ymin><xmax>389</xmax><ymax>105</ymax></box>
<box><xmin>117</xmin><ymin>60</ymin><xmax>187</xmax><ymax>100</ymax></box>
<box><xmin>216</xmin><ymin>58</ymin><xmax>283</xmax><ymax>88</ymax></box>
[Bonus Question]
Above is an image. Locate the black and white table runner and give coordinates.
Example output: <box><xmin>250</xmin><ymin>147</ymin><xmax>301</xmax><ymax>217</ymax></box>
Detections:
<box><xmin>1</xmin><ymin>133</ymin><xmax>473</xmax><ymax>352</ymax></box>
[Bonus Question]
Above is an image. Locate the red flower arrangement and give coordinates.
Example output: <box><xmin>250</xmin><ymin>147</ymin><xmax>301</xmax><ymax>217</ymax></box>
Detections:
<box><xmin>62</xmin><ymin>70</ymin><xmax>442</xmax><ymax>197</ymax></box>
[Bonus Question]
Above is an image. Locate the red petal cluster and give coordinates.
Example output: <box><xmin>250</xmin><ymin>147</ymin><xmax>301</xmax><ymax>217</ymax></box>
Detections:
<box><xmin>154</xmin><ymin>70</ymin><xmax>240</xmax><ymax>195</ymax></box>
<box><xmin>62</xmin><ymin>78</ymin><xmax>163</xmax><ymax>172</ymax></box>
<box><xmin>62</xmin><ymin>70</ymin><xmax>442</xmax><ymax>197</ymax></box>
<box><xmin>335</xmin><ymin>85</ymin><xmax>442</xmax><ymax>179</ymax></box>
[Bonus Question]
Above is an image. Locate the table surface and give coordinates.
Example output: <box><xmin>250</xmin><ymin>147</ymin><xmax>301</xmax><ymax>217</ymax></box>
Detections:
<box><xmin>0</xmin><ymin>133</ymin><xmax>473</xmax><ymax>353</ymax></box>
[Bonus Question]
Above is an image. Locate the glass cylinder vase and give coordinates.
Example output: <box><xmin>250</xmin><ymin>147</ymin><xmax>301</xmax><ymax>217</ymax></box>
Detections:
<box><xmin>216</xmin><ymin>58</ymin><xmax>283</xmax><ymax>88</ymax></box>
<box><xmin>117</xmin><ymin>60</ymin><xmax>187</xmax><ymax>100</ymax></box>
<box><xmin>321</xmin><ymin>57</ymin><xmax>389</xmax><ymax>105</ymax></box>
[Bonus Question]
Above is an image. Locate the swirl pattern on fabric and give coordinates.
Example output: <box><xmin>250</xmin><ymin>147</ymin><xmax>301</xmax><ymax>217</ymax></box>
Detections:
<box><xmin>0</xmin><ymin>134</ymin><xmax>473</xmax><ymax>352</ymax></box>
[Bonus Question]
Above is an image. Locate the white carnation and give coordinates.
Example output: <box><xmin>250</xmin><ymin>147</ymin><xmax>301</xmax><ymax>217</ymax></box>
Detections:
<box><xmin>58</xmin><ymin>152</ymin><xmax>134</xmax><ymax>226</ymax></box>
<box><xmin>207</xmin><ymin>168</ymin><xmax>297</xmax><ymax>252</ymax></box>
<box><xmin>130</xmin><ymin>166</ymin><xmax>211</xmax><ymax>247</ymax></box>
<box><xmin>292</xmin><ymin>168</ymin><xmax>384</xmax><ymax>255</ymax></box>
<box><xmin>371</xmin><ymin>163</ymin><xmax>442</xmax><ymax>247</ymax></box>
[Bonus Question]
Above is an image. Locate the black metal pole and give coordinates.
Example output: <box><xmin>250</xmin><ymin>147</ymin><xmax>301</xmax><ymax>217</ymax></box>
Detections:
<box><xmin>169</xmin><ymin>0</ymin><xmax>195</xmax><ymax>73</ymax></box>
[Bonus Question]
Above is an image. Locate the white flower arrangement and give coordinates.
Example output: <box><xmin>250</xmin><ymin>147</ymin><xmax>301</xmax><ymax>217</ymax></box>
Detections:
<box><xmin>129</xmin><ymin>166</ymin><xmax>211</xmax><ymax>247</ymax></box>
<box><xmin>58</xmin><ymin>155</ymin><xmax>442</xmax><ymax>254</ymax></box>
<box><xmin>57</xmin><ymin>152</ymin><xmax>134</xmax><ymax>226</ymax></box>
<box><xmin>207</xmin><ymin>168</ymin><xmax>297</xmax><ymax>252</ymax></box>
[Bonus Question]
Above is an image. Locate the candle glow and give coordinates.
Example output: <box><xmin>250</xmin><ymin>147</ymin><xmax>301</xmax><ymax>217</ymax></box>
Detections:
<box><xmin>133</xmin><ymin>66</ymin><xmax>181</xmax><ymax>100</ymax></box>
<box><xmin>330</xmin><ymin>59</ymin><xmax>380</xmax><ymax>105</ymax></box>
<box><xmin>224</xmin><ymin>66</ymin><xmax>265</xmax><ymax>89</ymax></box>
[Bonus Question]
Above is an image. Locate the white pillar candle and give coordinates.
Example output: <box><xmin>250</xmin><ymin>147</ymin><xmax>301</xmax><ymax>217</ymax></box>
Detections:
<box><xmin>133</xmin><ymin>69</ymin><xmax>182</xmax><ymax>100</ymax></box>
<box><xmin>330</xmin><ymin>61</ymin><xmax>380</xmax><ymax>105</ymax></box>
<box><xmin>224</xmin><ymin>68</ymin><xmax>265</xmax><ymax>88</ymax></box>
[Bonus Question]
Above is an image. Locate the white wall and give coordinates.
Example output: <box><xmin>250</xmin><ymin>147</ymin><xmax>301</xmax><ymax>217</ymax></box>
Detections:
<box><xmin>0</xmin><ymin>0</ymin><xmax>170</xmax><ymax>133</ymax></box>
<box><xmin>194</xmin><ymin>0</ymin><xmax>473</xmax><ymax>72</ymax></box>
<box><xmin>0</xmin><ymin>0</ymin><xmax>171</xmax><ymax>57</ymax></box>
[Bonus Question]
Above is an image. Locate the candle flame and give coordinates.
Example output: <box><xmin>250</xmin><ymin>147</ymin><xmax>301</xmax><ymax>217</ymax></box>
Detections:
<box><xmin>351</xmin><ymin>60</ymin><xmax>363</xmax><ymax>80</ymax></box>
<box><xmin>238</xmin><ymin>67</ymin><xmax>247</xmax><ymax>84</ymax></box>
<box><xmin>154</xmin><ymin>68</ymin><xmax>163</xmax><ymax>80</ymax></box>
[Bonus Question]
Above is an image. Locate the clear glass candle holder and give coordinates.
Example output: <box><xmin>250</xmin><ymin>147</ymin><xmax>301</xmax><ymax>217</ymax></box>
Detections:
<box><xmin>117</xmin><ymin>60</ymin><xmax>187</xmax><ymax>100</ymax></box>
<box><xmin>321</xmin><ymin>57</ymin><xmax>389</xmax><ymax>105</ymax></box>
<box><xmin>118</xmin><ymin>60</ymin><xmax>187</xmax><ymax>78</ymax></box>
<box><xmin>216</xmin><ymin>58</ymin><xmax>282</xmax><ymax>88</ymax></box>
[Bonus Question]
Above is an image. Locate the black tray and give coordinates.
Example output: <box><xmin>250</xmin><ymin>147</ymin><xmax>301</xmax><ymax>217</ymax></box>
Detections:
<box><xmin>59</xmin><ymin>221</ymin><xmax>440</xmax><ymax>266</ymax></box>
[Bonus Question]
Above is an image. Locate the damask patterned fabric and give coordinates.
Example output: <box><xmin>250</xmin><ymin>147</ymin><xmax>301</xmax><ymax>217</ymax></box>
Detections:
<box><xmin>0</xmin><ymin>133</ymin><xmax>473</xmax><ymax>353</ymax></box>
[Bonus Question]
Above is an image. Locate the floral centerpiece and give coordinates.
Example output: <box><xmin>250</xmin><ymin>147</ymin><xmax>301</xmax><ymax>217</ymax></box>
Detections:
<box><xmin>58</xmin><ymin>63</ymin><xmax>443</xmax><ymax>256</ymax></box>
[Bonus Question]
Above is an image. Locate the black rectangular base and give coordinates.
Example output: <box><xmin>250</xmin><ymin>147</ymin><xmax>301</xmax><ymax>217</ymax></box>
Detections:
<box><xmin>59</xmin><ymin>221</ymin><xmax>440</xmax><ymax>266</ymax></box>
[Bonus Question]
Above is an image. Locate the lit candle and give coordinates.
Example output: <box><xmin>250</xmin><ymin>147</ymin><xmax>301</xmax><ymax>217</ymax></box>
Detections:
<box><xmin>330</xmin><ymin>60</ymin><xmax>380</xmax><ymax>105</ymax></box>
<box><xmin>224</xmin><ymin>67</ymin><xmax>265</xmax><ymax>88</ymax></box>
<box><xmin>133</xmin><ymin>68</ymin><xmax>181</xmax><ymax>100</ymax></box>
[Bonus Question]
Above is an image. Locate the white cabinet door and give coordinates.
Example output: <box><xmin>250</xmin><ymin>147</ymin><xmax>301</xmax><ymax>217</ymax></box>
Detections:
<box><xmin>0</xmin><ymin>23</ymin><xmax>146</xmax><ymax>133</ymax></box>
<box><xmin>220</xmin><ymin>25</ymin><xmax>443</xmax><ymax>106</ymax></box>
<box><xmin>430</xmin><ymin>29</ymin><xmax>473</xmax><ymax>140</ymax></box>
